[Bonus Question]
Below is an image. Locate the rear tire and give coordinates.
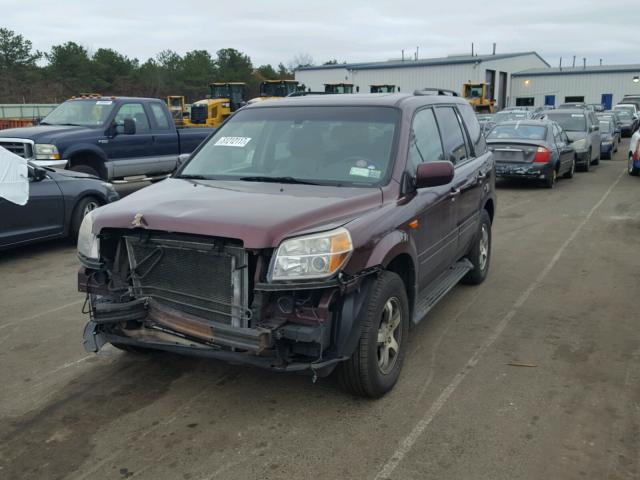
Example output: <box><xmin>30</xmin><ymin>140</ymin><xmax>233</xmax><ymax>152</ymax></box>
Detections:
<box><xmin>563</xmin><ymin>158</ymin><xmax>575</xmax><ymax>179</ymax></box>
<box><xmin>543</xmin><ymin>168</ymin><xmax>557</xmax><ymax>188</ymax></box>
<box><xmin>629</xmin><ymin>154</ymin><xmax>640</xmax><ymax>176</ymax></box>
<box><xmin>336</xmin><ymin>271</ymin><xmax>409</xmax><ymax>398</ymax></box>
<box><xmin>462</xmin><ymin>209</ymin><xmax>492</xmax><ymax>285</ymax></box>
<box><xmin>70</xmin><ymin>196</ymin><xmax>101</xmax><ymax>240</ymax></box>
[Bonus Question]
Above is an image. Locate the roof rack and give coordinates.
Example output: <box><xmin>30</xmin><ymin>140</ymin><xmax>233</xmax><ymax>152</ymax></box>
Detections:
<box><xmin>414</xmin><ymin>88</ymin><xmax>459</xmax><ymax>97</ymax></box>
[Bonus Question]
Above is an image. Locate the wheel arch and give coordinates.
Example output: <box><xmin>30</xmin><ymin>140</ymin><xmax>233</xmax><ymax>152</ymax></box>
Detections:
<box><xmin>67</xmin><ymin>147</ymin><xmax>108</xmax><ymax>179</ymax></box>
<box><xmin>483</xmin><ymin>198</ymin><xmax>495</xmax><ymax>224</ymax></box>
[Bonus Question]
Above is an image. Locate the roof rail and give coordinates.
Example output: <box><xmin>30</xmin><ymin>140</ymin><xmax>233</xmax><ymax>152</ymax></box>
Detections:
<box><xmin>414</xmin><ymin>88</ymin><xmax>459</xmax><ymax>97</ymax></box>
<box><xmin>286</xmin><ymin>91</ymin><xmax>332</xmax><ymax>97</ymax></box>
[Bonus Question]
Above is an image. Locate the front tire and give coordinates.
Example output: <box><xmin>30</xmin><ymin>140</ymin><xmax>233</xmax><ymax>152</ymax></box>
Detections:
<box><xmin>462</xmin><ymin>209</ymin><xmax>492</xmax><ymax>285</ymax></box>
<box><xmin>70</xmin><ymin>164</ymin><xmax>101</xmax><ymax>178</ymax></box>
<box><xmin>337</xmin><ymin>271</ymin><xmax>409</xmax><ymax>398</ymax></box>
<box><xmin>70</xmin><ymin>196</ymin><xmax>101</xmax><ymax>240</ymax></box>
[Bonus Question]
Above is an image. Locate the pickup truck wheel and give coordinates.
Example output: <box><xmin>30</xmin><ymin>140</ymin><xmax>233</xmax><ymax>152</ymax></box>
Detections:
<box><xmin>70</xmin><ymin>196</ymin><xmax>101</xmax><ymax>240</ymax></box>
<box><xmin>462</xmin><ymin>209</ymin><xmax>492</xmax><ymax>285</ymax></box>
<box><xmin>70</xmin><ymin>164</ymin><xmax>101</xmax><ymax>178</ymax></box>
<box><xmin>337</xmin><ymin>271</ymin><xmax>409</xmax><ymax>398</ymax></box>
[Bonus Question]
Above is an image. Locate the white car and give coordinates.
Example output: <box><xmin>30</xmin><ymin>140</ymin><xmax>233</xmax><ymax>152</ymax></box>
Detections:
<box><xmin>628</xmin><ymin>130</ymin><xmax>640</xmax><ymax>176</ymax></box>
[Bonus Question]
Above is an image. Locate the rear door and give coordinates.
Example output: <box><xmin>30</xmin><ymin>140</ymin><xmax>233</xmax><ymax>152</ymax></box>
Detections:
<box><xmin>0</xmin><ymin>166</ymin><xmax>65</xmax><ymax>246</ymax></box>
<box><xmin>407</xmin><ymin>107</ymin><xmax>457</xmax><ymax>289</ymax></box>
<box><xmin>436</xmin><ymin>105</ymin><xmax>486</xmax><ymax>258</ymax></box>
<box><xmin>552</xmin><ymin>123</ymin><xmax>573</xmax><ymax>172</ymax></box>
<box><xmin>146</xmin><ymin>101</ymin><xmax>180</xmax><ymax>174</ymax></box>
<box><xmin>102</xmin><ymin>102</ymin><xmax>154</xmax><ymax>178</ymax></box>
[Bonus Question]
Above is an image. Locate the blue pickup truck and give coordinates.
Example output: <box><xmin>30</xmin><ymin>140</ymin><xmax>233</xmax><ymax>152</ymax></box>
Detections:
<box><xmin>0</xmin><ymin>96</ymin><xmax>213</xmax><ymax>181</ymax></box>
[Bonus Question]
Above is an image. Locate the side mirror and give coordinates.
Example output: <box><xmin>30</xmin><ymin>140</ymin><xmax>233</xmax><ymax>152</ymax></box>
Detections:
<box><xmin>415</xmin><ymin>161</ymin><xmax>454</xmax><ymax>189</ymax></box>
<box><xmin>123</xmin><ymin>118</ymin><xmax>136</xmax><ymax>135</ymax></box>
<box><xmin>30</xmin><ymin>166</ymin><xmax>47</xmax><ymax>182</ymax></box>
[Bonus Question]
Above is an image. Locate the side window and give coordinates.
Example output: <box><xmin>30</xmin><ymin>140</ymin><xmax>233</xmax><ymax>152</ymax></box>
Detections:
<box><xmin>407</xmin><ymin>108</ymin><xmax>445</xmax><ymax>172</ymax></box>
<box><xmin>114</xmin><ymin>103</ymin><xmax>150</xmax><ymax>132</ymax></box>
<box><xmin>457</xmin><ymin>103</ymin><xmax>486</xmax><ymax>155</ymax></box>
<box><xmin>434</xmin><ymin>107</ymin><xmax>469</xmax><ymax>164</ymax></box>
<box><xmin>149</xmin><ymin>103</ymin><xmax>171</xmax><ymax>130</ymax></box>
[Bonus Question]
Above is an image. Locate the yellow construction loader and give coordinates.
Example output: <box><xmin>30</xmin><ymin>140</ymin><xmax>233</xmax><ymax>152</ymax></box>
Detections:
<box><xmin>184</xmin><ymin>83</ymin><xmax>247</xmax><ymax>128</ymax></box>
<box><xmin>370</xmin><ymin>84</ymin><xmax>397</xmax><ymax>93</ymax></box>
<box><xmin>462</xmin><ymin>82</ymin><xmax>495</xmax><ymax>113</ymax></box>
<box><xmin>167</xmin><ymin>96</ymin><xmax>188</xmax><ymax>125</ymax></box>
<box><xmin>248</xmin><ymin>80</ymin><xmax>301</xmax><ymax>103</ymax></box>
<box><xmin>324</xmin><ymin>83</ymin><xmax>354</xmax><ymax>94</ymax></box>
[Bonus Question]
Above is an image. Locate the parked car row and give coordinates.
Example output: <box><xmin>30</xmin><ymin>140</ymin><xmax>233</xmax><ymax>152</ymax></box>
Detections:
<box><xmin>478</xmin><ymin>96</ymin><xmax>640</xmax><ymax>185</ymax></box>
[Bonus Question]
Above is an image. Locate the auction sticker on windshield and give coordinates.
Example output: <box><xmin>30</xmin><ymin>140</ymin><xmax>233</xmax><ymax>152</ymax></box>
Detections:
<box><xmin>96</xmin><ymin>100</ymin><xmax>113</xmax><ymax>105</ymax></box>
<box><xmin>349</xmin><ymin>166</ymin><xmax>381</xmax><ymax>179</ymax></box>
<box><xmin>215</xmin><ymin>137</ymin><xmax>252</xmax><ymax>147</ymax></box>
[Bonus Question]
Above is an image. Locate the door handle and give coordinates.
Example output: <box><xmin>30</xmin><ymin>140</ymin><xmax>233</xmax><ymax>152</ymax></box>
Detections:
<box><xmin>477</xmin><ymin>172</ymin><xmax>487</xmax><ymax>181</ymax></box>
<box><xmin>448</xmin><ymin>187</ymin><xmax>461</xmax><ymax>200</ymax></box>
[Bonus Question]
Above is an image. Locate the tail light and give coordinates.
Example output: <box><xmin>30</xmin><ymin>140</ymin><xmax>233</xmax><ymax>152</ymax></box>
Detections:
<box><xmin>533</xmin><ymin>146</ymin><xmax>550</xmax><ymax>163</ymax></box>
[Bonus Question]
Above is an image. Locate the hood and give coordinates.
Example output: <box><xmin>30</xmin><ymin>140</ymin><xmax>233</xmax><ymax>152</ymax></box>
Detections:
<box><xmin>0</xmin><ymin>125</ymin><xmax>94</xmax><ymax>143</ymax></box>
<box><xmin>49</xmin><ymin>168</ymin><xmax>100</xmax><ymax>180</ymax></box>
<box><xmin>92</xmin><ymin>178</ymin><xmax>383</xmax><ymax>248</ymax></box>
<box><xmin>565</xmin><ymin>131</ymin><xmax>587</xmax><ymax>141</ymax></box>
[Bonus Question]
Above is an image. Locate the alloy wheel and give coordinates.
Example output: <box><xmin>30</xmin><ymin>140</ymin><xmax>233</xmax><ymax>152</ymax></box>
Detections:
<box><xmin>377</xmin><ymin>297</ymin><xmax>402</xmax><ymax>375</ymax></box>
<box><xmin>479</xmin><ymin>224</ymin><xmax>489</xmax><ymax>271</ymax></box>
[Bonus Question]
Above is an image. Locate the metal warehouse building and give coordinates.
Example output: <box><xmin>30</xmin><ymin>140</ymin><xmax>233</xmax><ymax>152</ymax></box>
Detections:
<box><xmin>509</xmin><ymin>65</ymin><xmax>640</xmax><ymax>109</ymax></box>
<box><xmin>295</xmin><ymin>52</ymin><xmax>549</xmax><ymax>109</ymax></box>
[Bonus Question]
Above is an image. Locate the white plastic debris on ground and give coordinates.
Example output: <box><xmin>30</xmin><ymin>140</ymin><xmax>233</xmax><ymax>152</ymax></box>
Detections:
<box><xmin>0</xmin><ymin>146</ymin><xmax>29</xmax><ymax>206</ymax></box>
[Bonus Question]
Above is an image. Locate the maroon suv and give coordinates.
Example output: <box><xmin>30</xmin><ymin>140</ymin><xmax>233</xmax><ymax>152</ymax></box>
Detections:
<box><xmin>78</xmin><ymin>90</ymin><xmax>496</xmax><ymax>397</ymax></box>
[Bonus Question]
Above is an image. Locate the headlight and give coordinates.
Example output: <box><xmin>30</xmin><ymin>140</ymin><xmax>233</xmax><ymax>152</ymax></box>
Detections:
<box><xmin>572</xmin><ymin>138</ymin><xmax>587</xmax><ymax>149</ymax></box>
<box><xmin>77</xmin><ymin>211</ymin><xmax>100</xmax><ymax>261</ymax></box>
<box><xmin>270</xmin><ymin>227</ymin><xmax>353</xmax><ymax>281</ymax></box>
<box><xmin>34</xmin><ymin>144</ymin><xmax>60</xmax><ymax>160</ymax></box>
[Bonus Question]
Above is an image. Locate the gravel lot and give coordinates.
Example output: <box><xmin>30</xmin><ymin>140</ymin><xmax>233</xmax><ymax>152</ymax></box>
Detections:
<box><xmin>1</xmin><ymin>142</ymin><xmax>639</xmax><ymax>480</ymax></box>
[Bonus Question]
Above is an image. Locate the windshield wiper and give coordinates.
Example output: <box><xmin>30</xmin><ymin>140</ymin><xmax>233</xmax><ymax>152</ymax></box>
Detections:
<box><xmin>240</xmin><ymin>176</ymin><xmax>320</xmax><ymax>185</ymax></box>
<box><xmin>177</xmin><ymin>174</ymin><xmax>211</xmax><ymax>180</ymax></box>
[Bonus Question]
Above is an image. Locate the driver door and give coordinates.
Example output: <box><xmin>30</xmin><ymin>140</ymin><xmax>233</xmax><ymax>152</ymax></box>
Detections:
<box><xmin>0</xmin><ymin>166</ymin><xmax>65</xmax><ymax>247</ymax></box>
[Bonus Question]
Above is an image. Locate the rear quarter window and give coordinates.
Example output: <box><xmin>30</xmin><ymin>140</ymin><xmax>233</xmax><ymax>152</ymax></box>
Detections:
<box><xmin>457</xmin><ymin>103</ymin><xmax>487</xmax><ymax>155</ymax></box>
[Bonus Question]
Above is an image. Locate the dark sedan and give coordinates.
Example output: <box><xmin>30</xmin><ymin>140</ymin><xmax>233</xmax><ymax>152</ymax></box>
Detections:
<box><xmin>486</xmin><ymin>120</ymin><xmax>575</xmax><ymax>188</ymax></box>
<box><xmin>0</xmin><ymin>162</ymin><xmax>119</xmax><ymax>250</ymax></box>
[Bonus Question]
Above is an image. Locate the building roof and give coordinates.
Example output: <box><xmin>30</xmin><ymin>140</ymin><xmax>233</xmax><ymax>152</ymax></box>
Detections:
<box><xmin>513</xmin><ymin>65</ymin><xmax>640</xmax><ymax>77</ymax></box>
<box><xmin>297</xmin><ymin>52</ymin><xmax>549</xmax><ymax>72</ymax></box>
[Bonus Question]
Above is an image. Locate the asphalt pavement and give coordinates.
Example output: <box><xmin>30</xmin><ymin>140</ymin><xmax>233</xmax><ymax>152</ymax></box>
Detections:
<box><xmin>1</xmin><ymin>142</ymin><xmax>638</xmax><ymax>480</ymax></box>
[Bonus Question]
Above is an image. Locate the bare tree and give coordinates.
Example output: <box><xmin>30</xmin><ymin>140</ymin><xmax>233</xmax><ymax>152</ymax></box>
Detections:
<box><xmin>288</xmin><ymin>53</ymin><xmax>314</xmax><ymax>72</ymax></box>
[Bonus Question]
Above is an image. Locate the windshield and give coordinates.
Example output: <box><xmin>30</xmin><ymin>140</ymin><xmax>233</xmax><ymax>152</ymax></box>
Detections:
<box><xmin>544</xmin><ymin>112</ymin><xmax>586</xmax><ymax>132</ymax></box>
<box><xmin>211</xmin><ymin>85</ymin><xmax>230</xmax><ymax>98</ymax></box>
<box><xmin>493</xmin><ymin>111</ymin><xmax>529</xmax><ymax>123</ymax></box>
<box><xmin>180</xmin><ymin>106</ymin><xmax>399</xmax><ymax>186</ymax></box>
<box><xmin>615</xmin><ymin>105</ymin><xmax>636</xmax><ymax>114</ymax></box>
<box><xmin>41</xmin><ymin>100</ymin><xmax>114</xmax><ymax>127</ymax></box>
<box><xmin>464</xmin><ymin>85</ymin><xmax>484</xmax><ymax>98</ymax></box>
<box><xmin>615</xmin><ymin>110</ymin><xmax>632</xmax><ymax>120</ymax></box>
<box><xmin>487</xmin><ymin>124</ymin><xmax>547</xmax><ymax>140</ymax></box>
<box><xmin>262</xmin><ymin>82</ymin><xmax>298</xmax><ymax>97</ymax></box>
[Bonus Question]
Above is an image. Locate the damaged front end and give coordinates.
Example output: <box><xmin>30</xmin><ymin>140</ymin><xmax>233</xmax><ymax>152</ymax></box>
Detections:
<box><xmin>79</xmin><ymin>228</ymin><xmax>375</xmax><ymax>377</ymax></box>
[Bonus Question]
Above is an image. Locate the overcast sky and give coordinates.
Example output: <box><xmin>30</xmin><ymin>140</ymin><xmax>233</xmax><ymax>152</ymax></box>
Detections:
<box><xmin>3</xmin><ymin>0</ymin><xmax>639</xmax><ymax>68</ymax></box>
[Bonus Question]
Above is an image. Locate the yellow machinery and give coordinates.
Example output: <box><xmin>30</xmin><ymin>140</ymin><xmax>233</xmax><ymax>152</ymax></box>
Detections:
<box><xmin>462</xmin><ymin>82</ymin><xmax>495</xmax><ymax>113</ymax></box>
<box><xmin>167</xmin><ymin>96</ymin><xmax>188</xmax><ymax>125</ymax></box>
<box><xmin>249</xmin><ymin>80</ymin><xmax>301</xmax><ymax>103</ymax></box>
<box><xmin>324</xmin><ymin>83</ymin><xmax>354</xmax><ymax>94</ymax></box>
<box><xmin>370</xmin><ymin>84</ymin><xmax>397</xmax><ymax>93</ymax></box>
<box><xmin>184</xmin><ymin>83</ymin><xmax>247</xmax><ymax>128</ymax></box>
